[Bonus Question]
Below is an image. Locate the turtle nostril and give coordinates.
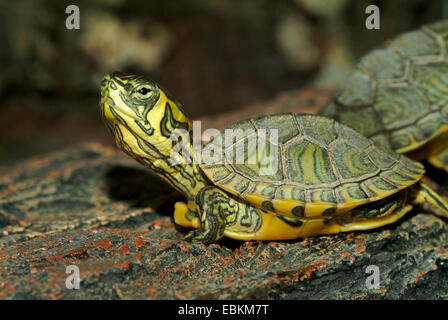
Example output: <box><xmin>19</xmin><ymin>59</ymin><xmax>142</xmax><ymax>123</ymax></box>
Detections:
<box><xmin>100</xmin><ymin>77</ymin><xmax>110</xmax><ymax>88</ymax></box>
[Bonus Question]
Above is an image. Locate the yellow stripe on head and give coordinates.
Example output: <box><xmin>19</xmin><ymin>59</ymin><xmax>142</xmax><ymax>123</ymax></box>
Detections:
<box><xmin>99</xmin><ymin>72</ymin><xmax>192</xmax><ymax>161</ymax></box>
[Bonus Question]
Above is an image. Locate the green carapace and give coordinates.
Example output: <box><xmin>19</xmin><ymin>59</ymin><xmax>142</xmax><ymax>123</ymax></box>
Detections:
<box><xmin>321</xmin><ymin>19</ymin><xmax>448</xmax><ymax>172</ymax></box>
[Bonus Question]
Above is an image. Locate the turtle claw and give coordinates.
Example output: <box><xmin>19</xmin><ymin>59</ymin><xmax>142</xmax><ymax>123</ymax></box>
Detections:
<box><xmin>184</xmin><ymin>229</ymin><xmax>217</xmax><ymax>243</ymax></box>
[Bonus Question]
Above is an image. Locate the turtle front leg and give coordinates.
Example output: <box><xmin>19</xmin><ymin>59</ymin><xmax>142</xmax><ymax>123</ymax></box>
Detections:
<box><xmin>184</xmin><ymin>187</ymin><xmax>234</xmax><ymax>243</ymax></box>
<box><xmin>410</xmin><ymin>181</ymin><xmax>448</xmax><ymax>214</ymax></box>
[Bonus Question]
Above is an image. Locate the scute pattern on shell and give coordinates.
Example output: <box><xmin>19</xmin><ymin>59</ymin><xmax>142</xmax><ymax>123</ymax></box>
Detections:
<box><xmin>321</xmin><ymin>20</ymin><xmax>448</xmax><ymax>153</ymax></box>
<box><xmin>200</xmin><ymin>113</ymin><xmax>424</xmax><ymax>215</ymax></box>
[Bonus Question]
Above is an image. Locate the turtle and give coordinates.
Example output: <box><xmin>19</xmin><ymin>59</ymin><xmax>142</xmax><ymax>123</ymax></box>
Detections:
<box><xmin>99</xmin><ymin>72</ymin><xmax>448</xmax><ymax>242</ymax></box>
<box><xmin>321</xmin><ymin>19</ymin><xmax>448</xmax><ymax>172</ymax></box>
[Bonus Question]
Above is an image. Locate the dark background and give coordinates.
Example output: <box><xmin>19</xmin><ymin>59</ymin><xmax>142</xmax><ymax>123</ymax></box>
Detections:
<box><xmin>0</xmin><ymin>0</ymin><xmax>445</xmax><ymax>167</ymax></box>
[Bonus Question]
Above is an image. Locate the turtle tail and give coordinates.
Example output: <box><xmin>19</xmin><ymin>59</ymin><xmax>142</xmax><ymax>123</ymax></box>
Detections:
<box><xmin>411</xmin><ymin>181</ymin><xmax>448</xmax><ymax>214</ymax></box>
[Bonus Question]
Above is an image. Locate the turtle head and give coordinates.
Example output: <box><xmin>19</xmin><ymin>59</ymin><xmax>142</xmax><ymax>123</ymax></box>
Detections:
<box><xmin>100</xmin><ymin>72</ymin><xmax>160</xmax><ymax>127</ymax></box>
<box><xmin>100</xmin><ymin>72</ymin><xmax>192</xmax><ymax>161</ymax></box>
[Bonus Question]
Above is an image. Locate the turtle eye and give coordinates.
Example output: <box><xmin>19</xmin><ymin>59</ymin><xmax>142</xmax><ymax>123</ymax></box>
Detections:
<box><xmin>133</xmin><ymin>84</ymin><xmax>157</xmax><ymax>101</ymax></box>
<box><xmin>138</xmin><ymin>87</ymin><xmax>151</xmax><ymax>95</ymax></box>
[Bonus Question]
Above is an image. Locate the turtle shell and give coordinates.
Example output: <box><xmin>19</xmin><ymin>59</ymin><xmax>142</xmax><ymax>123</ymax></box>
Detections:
<box><xmin>321</xmin><ymin>19</ymin><xmax>448</xmax><ymax>153</ymax></box>
<box><xmin>199</xmin><ymin>113</ymin><xmax>424</xmax><ymax>219</ymax></box>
